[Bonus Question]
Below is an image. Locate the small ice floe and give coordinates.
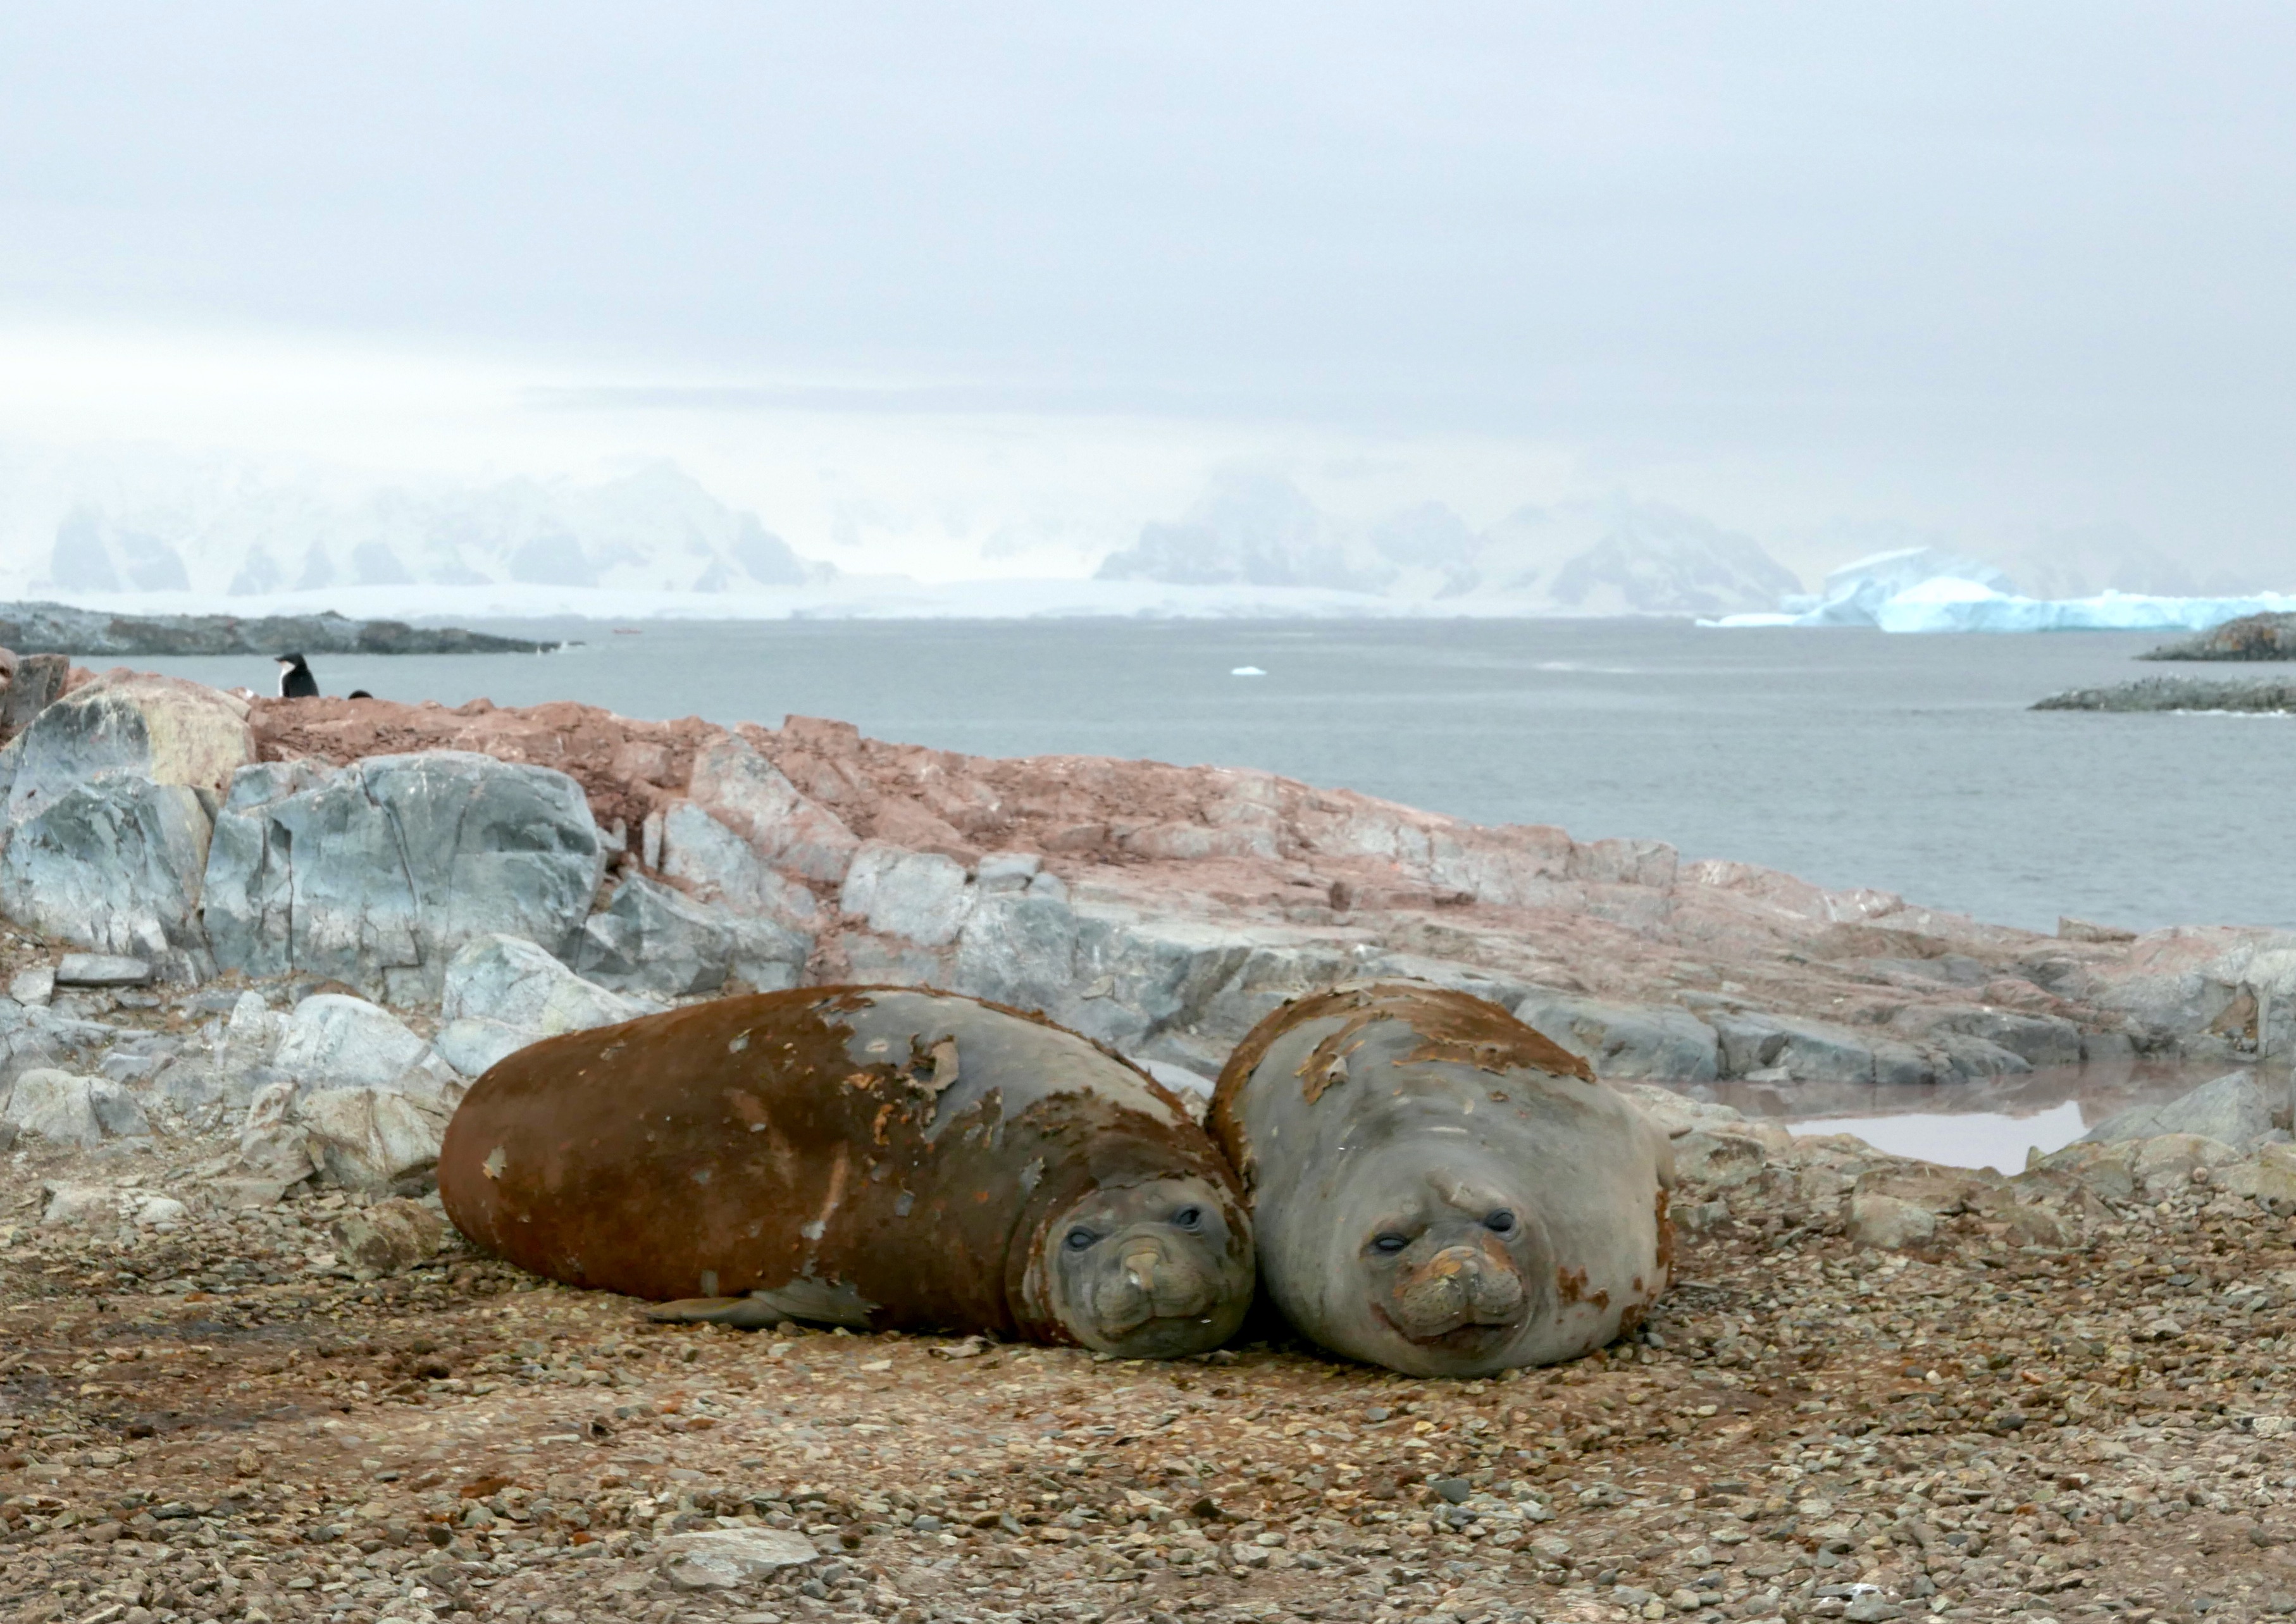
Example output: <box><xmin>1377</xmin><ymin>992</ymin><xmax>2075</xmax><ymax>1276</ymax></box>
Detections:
<box><xmin>1230</xmin><ymin>666</ymin><xmax>1267</xmax><ymax>676</ymax></box>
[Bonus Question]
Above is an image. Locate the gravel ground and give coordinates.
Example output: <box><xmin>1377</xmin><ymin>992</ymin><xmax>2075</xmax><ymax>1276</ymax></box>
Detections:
<box><xmin>8</xmin><ymin>1113</ymin><xmax>2296</xmax><ymax>1624</ymax></box>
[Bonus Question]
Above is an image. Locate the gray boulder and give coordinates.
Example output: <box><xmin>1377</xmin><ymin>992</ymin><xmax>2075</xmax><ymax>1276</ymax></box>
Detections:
<box><xmin>235</xmin><ymin>1072</ymin><xmax>452</xmax><ymax>1194</ymax></box>
<box><xmin>55</xmin><ymin>953</ymin><xmax>153</xmax><ymax>988</ymax></box>
<box><xmin>1894</xmin><ymin>1005</ymin><xmax>2086</xmax><ymax>1069</ymax></box>
<box><xmin>2083</xmin><ymin>1070</ymin><xmax>2280</xmax><ymax>1150</ymax></box>
<box><xmin>435</xmin><ymin>934</ymin><xmax>663</xmax><ymax>1074</ymax></box>
<box><xmin>951</xmin><ymin>896</ymin><xmax>1366</xmax><ymax>1071</ymax></box>
<box><xmin>442</xmin><ymin>933</ymin><xmax>662</xmax><ymax>1031</ymax></box>
<box><xmin>237</xmin><ymin>1079</ymin><xmax>319</xmax><ymax>1186</ymax></box>
<box><xmin>0</xmin><ymin>776</ymin><xmax>214</xmax><ymax>971</ymax></box>
<box><xmin>972</xmin><ymin>851</ymin><xmax>1069</xmax><ymax>900</ymax></box>
<box><xmin>431</xmin><ymin>1019</ymin><xmax>535</xmax><ymax>1079</ymax></box>
<box><xmin>841</xmin><ymin>843</ymin><xmax>974</xmax><ymax>946</ymax></box>
<box><xmin>1</xmin><ymin>1068</ymin><xmax>148</xmax><ymax>1147</ymax></box>
<box><xmin>1702</xmin><ymin>1007</ymin><xmax>1887</xmax><ymax>1083</ymax></box>
<box><xmin>4</xmin><ymin>669</ymin><xmax>254</xmax><ymax>824</ymax></box>
<box><xmin>574</xmin><ymin>874</ymin><xmax>735</xmax><ymax>996</ymax></box>
<box><xmin>152</xmin><ymin>990</ymin><xmax>289</xmax><ymax>1115</ymax></box>
<box><xmin>953</xmin><ymin>892</ymin><xmax>1086</xmax><ymax>1016</ymax></box>
<box><xmin>273</xmin><ymin>994</ymin><xmax>460</xmax><ymax>1105</ymax></box>
<box><xmin>728</xmin><ymin>914</ymin><xmax>812</xmax><ymax>992</ymax></box>
<box><xmin>297</xmin><ymin>1088</ymin><xmax>451</xmax><ymax>1193</ymax></box>
<box><xmin>0</xmin><ymin>1001</ymin><xmax>119</xmax><ymax>1088</ymax></box>
<box><xmin>1513</xmin><ymin>991</ymin><xmax>1720</xmax><ymax>1082</ymax></box>
<box><xmin>202</xmin><ymin>751</ymin><xmax>608</xmax><ymax>1003</ymax></box>
<box><xmin>331</xmin><ymin>1198</ymin><xmax>450</xmax><ymax>1279</ymax></box>
<box><xmin>975</xmin><ymin>851</ymin><xmax>1042</xmax><ymax>893</ymax></box>
<box><xmin>40</xmin><ymin>1183</ymin><xmax>126</xmax><ymax>1229</ymax></box>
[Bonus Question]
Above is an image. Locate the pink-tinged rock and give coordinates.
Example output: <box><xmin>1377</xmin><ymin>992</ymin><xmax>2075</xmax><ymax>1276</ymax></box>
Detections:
<box><xmin>1569</xmin><ymin>837</ymin><xmax>1680</xmax><ymax>888</ymax></box>
<box><xmin>1122</xmin><ymin>822</ymin><xmax>1281</xmax><ymax>862</ymax></box>
<box><xmin>1424</xmin><ymin>824</ymin><xmax>1577</xmax><ymax>908</ymax></box>
<box><xmin>659</xmin><ymin>803</ymin><xmax>821</xmax><ymax>929</ymax></box>
<box><xmin>871</xmin><ymin>798</ymin><xmax>980</xmax><ymax>864</ymax></box>
<box><xmin>686</xmin><ymin>734</ymin><xmax>859</xmax><ymax>883</ymax></box>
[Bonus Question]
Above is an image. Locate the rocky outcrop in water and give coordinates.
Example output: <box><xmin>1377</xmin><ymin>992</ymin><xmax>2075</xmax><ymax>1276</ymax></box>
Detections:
<box><xmin>0</xmin><ymin>600</ymin><xmax>561</xmax><ymax>656</ymax></box>
<box><xmin>2139</xmin><ymin>609</ymin><xmax>2296</xmax><ymax>660</ymax></box>
<box><xmin>2032</xmin><ymin>675</ymin><xmax>2296</xmax><ymax>712</ymax></box>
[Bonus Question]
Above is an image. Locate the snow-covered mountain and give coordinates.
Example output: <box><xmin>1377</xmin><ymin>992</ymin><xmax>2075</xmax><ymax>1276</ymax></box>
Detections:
<box><xmin>1091</xmin><ymin>471</ymin><xmax>1387</xmax><ymax>592</ymax></box>
<box><xmin>1096</xmin><ymin>473</ymin><xmax>1802</xmax><ymax>616</ymax></box>
<box><xmin>9</xmin><ymin>462</ymin><xmax>833</xmax><ymax>600</ymax></box>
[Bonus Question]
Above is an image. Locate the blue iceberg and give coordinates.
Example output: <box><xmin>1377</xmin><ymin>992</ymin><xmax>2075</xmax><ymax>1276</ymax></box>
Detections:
<box><xmin>1706</xmin><ymin>547</ymin><xmax>2296</xmax><ymax>633</ymax></box>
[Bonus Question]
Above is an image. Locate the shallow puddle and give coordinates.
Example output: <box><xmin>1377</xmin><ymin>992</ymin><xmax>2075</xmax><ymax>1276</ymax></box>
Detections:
<box><xmin>1651</xmin><ymin>1059</ymin><xmax>2288</xmax><ymax>1174</ymax></box>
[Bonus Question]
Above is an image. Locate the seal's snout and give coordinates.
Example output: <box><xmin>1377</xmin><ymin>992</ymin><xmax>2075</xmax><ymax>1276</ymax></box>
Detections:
<box><xmin>1389</xmin><ymin>1241</ymin><xmax>1527</xmax><ymax>1341</ymax></box>
<box><xmin>1096</xmin><ymin>1234</ymin><xmax>1216</xmax><ymax>1336</ymax></box>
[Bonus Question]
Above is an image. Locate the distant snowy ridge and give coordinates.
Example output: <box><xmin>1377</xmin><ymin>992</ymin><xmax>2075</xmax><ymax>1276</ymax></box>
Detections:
<box><xmin>1709</xmin><ymin>549</ymin><xmax>2296</xmax><ymax>633</ymax></box>
<box><xmin>39</xmin><ymin>578</ymin><xmax>1785</xmax><ymax>625</ymax></box>
<box><xmin>7</xmin><ymin>464</ymin><xmax>835</xmax><ymax>600</ymax></box>
<box><xmin>1095</xmin><ymin>473</ymin><xmax>1802</xmax><ymax>616</ymax></box>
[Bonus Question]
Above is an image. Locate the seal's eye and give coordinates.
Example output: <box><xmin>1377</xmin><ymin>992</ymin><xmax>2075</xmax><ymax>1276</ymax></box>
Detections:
<box><xmin>1370</xmin><ymin>1232</ymin><xmax>1410</xmax><ymax>1255</ymax></box>
<box><xmin>1485</xmin><ymin>1210</ymin><xmax>1517</xmax><ymax>1234</ymax></box>
<box><xmin>1172</xmin><ymin>1206</ymin><xmax>1203</xmax><ymax>1231</ymax></box>
<box><xmin>1064</xmin><ymin>1228</ymin><xmax>1098</xmax><ymax>1252</ymax></box>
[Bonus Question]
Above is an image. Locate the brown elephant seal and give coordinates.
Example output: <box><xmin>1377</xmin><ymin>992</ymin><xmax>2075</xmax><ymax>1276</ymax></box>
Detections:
<box><xmin>1208</xmin><ymin>982</ymin><xmax>1672</xmax><ymax>1377</ymax></box>
<box><xmin>438</xmin><ymin>986</ymin><xmax>1254</xmax><ymax>1358</ymax></box>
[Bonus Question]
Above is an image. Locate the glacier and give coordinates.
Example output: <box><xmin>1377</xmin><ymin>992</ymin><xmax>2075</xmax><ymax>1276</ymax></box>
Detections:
<box><xmin>1707</xmin><ymin>548</ymin><xmax>2296</xmax><ymax>634</ymax></box>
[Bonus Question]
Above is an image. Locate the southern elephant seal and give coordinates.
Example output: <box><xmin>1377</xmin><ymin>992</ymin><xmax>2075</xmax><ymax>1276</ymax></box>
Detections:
<box><xmin>1208</xmin><ymin>982</ymin><xmax>1672</xmax><ymax>1377</ymax></box>
<box><xmin>438</xmin><ymin>986</ymin><xmax>1254</xmax><ymax>1358</ymax></box>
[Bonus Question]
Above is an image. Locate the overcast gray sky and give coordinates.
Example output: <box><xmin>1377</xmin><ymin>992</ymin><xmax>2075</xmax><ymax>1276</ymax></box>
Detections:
<box><xmin>3</xmin><ymin>3</ymin><xmax>2292</xmax><ymax>576</ymax></box>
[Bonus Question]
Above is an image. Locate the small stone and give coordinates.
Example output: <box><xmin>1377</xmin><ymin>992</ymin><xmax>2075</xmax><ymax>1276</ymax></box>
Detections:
<box><xmin>7</xmin><ymin>965</ymin><xmax>54</xmax><ymax>1005</ymax></box>
<box><xmin>133</xmin><ymin>1196</ymin><xmax>190</xmax><ymax>1227</ymax></box>
<box><xmin>657</xmin><ymin>1527</ymin><xmax>819</xmax><ymax>1589</ymax></box>
<box><xmin>1846</xmin><ymin>1192</ymin><xmax>1937</xmax><ymax>1251</ymax></box>
<box><xmin>330</xmin><ymin>1197</ymin><xmax>449</xmax><ymax>1279</ymax></box>
<box><xmin>1428</xmin><ymin>1476</ymin><xmax>1473</xmax><ymax>1504</ymax></box>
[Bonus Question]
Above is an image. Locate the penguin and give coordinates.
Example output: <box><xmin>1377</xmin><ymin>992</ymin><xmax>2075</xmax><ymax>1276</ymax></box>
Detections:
<box><xmin>275</xmin><ymin>654</ymin><xmax>320</xmax><ymax>699</ymax></box>
<box><xmin>347</xmin><ymin>689</ymin><xmax>375</xmax><ymax>700</ymax></box>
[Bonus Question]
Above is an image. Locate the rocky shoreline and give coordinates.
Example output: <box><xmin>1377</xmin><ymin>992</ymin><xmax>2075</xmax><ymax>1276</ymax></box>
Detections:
<box><xmin>2140</xmin><ymin>612</ymin><xmax>2296</xmax><ymax>662</ymax></box>
<box><xmin>1</xmin><ymin>662</ymin><xmax>2294</xmax><ymax>1623</ymax></box>
<box><xmin>2032</xmin><ymin>677</ymin><xmax>2296</xmax><ymax>714</ymax></box>
<box><xmin>0</xmin><ymin>602</ymin><xmax>562</xmax><ymax>658</ymax></box>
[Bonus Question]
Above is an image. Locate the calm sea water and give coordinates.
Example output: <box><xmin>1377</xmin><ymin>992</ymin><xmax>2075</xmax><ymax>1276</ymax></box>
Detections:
<box><xmin>123</xmin><ymin>616</ymin><xmax>2287</xmax><ymax>938</ymax></box>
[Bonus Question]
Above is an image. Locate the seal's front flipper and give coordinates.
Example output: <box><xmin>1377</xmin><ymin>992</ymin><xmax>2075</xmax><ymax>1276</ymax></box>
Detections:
<box><xmin>648</xmin><ymin>1296</ymin><xmax>783</xmax><ymax>1330</ymax></box>
<box><xmin>745</xmin><ymin>1279</ymin><xmax>876</xmax><ymax>1329</ymax></box>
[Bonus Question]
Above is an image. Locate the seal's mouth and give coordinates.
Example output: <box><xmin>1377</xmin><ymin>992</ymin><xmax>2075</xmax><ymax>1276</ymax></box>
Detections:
<box><xmin>1373</xmin><ymin>1301</ymin><xmax>1522</xmax><ymax>1349</ymax></box>
<box><xmin>1377</xmin><ymin>1242</ymin><xmax>1529</xmax><ymax>1343</ymax></box>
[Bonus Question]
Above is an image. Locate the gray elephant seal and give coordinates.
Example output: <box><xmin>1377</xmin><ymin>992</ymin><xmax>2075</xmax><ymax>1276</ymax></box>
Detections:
<box><xmin>1208</xmin><ymin>982</ymin><xmax>1673</xmax><ymax>1377</ymax></box>
<box><xmin>441</xmin><ymin>986</ymin><xmax>1255</xmax><ymax>1359</ymax></box>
